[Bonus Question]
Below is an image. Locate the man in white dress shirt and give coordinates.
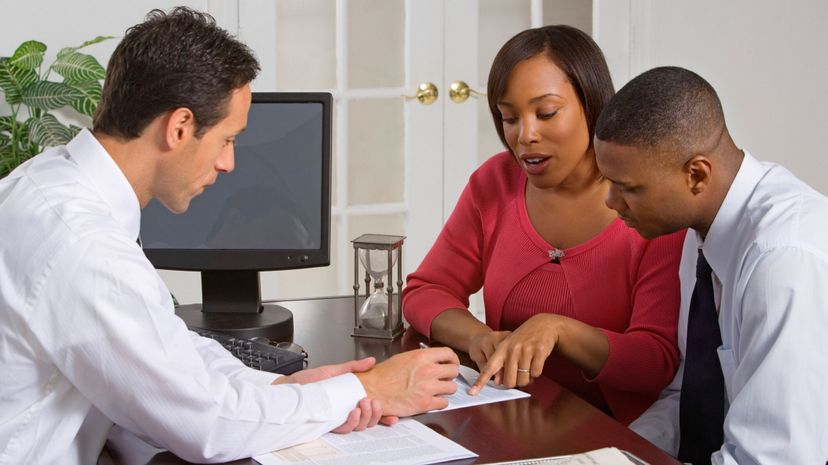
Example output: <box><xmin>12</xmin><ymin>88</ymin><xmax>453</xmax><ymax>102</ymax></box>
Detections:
<box><xmin>593</xmin><ymin>67</ymin><xmax>828</xmax><ymax>464</ymax></box>
<box><xmin>0</xmin><ymin>7</ymin><xmax>459</xmax><ymax>465</ymax></box>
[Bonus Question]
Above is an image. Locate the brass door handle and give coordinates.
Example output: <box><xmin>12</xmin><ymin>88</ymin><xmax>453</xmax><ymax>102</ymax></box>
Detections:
<box><xmin>401</xmin><ymin>82</ymin><xmax>438</xmax><ymax>105</ymax></box>
<box><xmin>449</xmin><ymin>80</ymin><xmax>485</xmax><ymax>103</ymax></box>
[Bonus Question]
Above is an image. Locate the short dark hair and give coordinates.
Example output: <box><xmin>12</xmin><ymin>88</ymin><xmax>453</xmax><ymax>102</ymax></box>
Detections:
<box><xmin>487</xmin><ymin>25</ymin><xmax>615</xmax><ymax>152</ymax></box>
<box><xmin>93</xmin><ymin>7</ymin><xmax>260</xmax><ymax>139</ymax></box>
<box><xmin>594</xmin><ymin>66</ymin><xmax>725</xmax><ymax>157</ymax></box>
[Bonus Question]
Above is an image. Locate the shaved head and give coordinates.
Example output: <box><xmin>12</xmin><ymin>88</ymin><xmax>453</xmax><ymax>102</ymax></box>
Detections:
<box><xmin>595</xmin><ymin>66</ymin><xmax>744</xmax><ymax>239</ymax></box>
<box><xmin>595</xmin><ymin>67</ymin><xmax>726</xmax><ymax>165</ymax></box>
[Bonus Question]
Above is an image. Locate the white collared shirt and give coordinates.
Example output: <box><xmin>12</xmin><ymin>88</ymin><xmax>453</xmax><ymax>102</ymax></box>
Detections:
<box><xmin>631</xmin><ymin>151</ymin><xmax>828</xmax><ymax>464</ymax></box>
<box><xmin>0</xmin><ymin>129</ymin><xmax>365</xmax><ymax>465</ymax></box>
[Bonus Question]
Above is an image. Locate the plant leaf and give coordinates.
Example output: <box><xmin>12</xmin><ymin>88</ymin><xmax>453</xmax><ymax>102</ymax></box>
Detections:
<box><xmin>9</xmin><ymin>40</ymin><xmax>46</xmax><ymax>70</ymax></box>
<box><xmin>68</xmin><ymin>124</ymin><xmax>84</xmax><ymax>139</ymax></box>
<box><xmin>0</xmin><ymin>117</ymin><xmax>27</xmax><ymax>151</ymax></box>
<box><xmin>1</xmin><ymin>148</ymin><xmax>17</xmax><ymax>178</ymax></box>
<box><xmin>0</xmin><ymin>57</ymin><xmax>38</xmax><ymax>105</ymax></box>
<box><xmin>27</xmin><ymin>113</ymin><xmax>73</xmax><ymax>148</ymax></box>
<box><xmin>0</xmin><ymin>133</ymin><xmax>28</xmax><ymax>178</ymax></box>
<box><xmin>69</xmin><ymin>81</ymin><xmax>102</xmax><ymax>117</ymax></box>
<box><xmin>0</xmin><ymin>118</ymin><xmax>27</xmax><ymax>161</ymax></box>
<box><xmin>0</xmin><ymin>115</ymin><xmax>18</xmax><ymax>133</ymax></box>
<box><xmin>58</xmin><ymin>36</ymin><xmax>114</xmax><ymax>58</ymax></box>
<box><xmin>21</xmin><ymin>81</ymin><xmax>83</xmax><ymax>110</ymax></box>
<box><xmin>53</xmin><ymin>52</ymin><xmax>106</xmax><ymax>83</ymax></box>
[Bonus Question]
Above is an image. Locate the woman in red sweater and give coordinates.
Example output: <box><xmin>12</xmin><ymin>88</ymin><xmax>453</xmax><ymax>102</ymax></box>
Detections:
<box><xmin>402</xmin><ymin>25</ymin><xmax>684</xmax><ymax>425</ymax></box>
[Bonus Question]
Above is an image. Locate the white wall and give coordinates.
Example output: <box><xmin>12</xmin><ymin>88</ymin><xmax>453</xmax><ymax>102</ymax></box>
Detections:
<box><xmin>5</xmin><ymin>1</ymin><xmax>826</xmax><ymax>193</ymax></box>
<box><xmin>4</xmin><ymin>0</ymin><xmax>827</xmax><ymax>205</ymax></box>
<box><xmin>10</xmin><ymin>1</ymin><xmax>826</xmax><ymax>194</ymax></box>
<box><xmin>0</xmin><ymin>1</ymin><xmax>211</xmax><ymax>121</ymax></box>
<box><xmin>3</xmin><ymin>1</ymin><xmax>827</xmax><ymax>303</ymax></box>
<box><xmin>623</xmin><ymin>0</ymin><xmax>828</xmax><ymax>194</ymax></box>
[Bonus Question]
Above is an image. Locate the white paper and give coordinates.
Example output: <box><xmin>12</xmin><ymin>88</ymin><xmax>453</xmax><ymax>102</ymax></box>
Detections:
<box><xmin>482</xmin><ymin>446</ymin><xmax>640</xmax><ymax>464</ymax></box>
<box><xmin>431</xmin><ymin>365</ymin><xmax>530</xmax><ymax>412</ymax></box>
<box><xmin>254</xmin><ymin>419</ymin><xmax>477</xmax><ymax>465</ymax></box>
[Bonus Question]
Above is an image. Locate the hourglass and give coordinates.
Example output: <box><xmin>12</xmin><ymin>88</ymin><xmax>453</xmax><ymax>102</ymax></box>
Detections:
<box><xmin>351</xmin><ymin>234</ymin><xmax>405</xmax><ymax>339</ymax></box>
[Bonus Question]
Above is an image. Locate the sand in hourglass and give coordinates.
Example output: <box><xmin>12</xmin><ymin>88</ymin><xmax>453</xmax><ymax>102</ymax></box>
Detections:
<box><xmin>358</xmin><ymin>249</ymin><xmax>398</xmax><ymax>330</ymax></box>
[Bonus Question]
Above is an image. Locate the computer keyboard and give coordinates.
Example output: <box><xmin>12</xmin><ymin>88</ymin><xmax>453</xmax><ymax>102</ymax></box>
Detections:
<box><xmin>191</xmin><ymin>327</ymin><xmax>306</xmax><ymax>375</ymax></box>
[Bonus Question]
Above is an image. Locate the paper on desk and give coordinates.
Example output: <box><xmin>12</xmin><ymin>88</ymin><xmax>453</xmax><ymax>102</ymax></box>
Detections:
<box><xmin>430</xmin><ymin>364</ymin><xmax>530</xmax><ymax>413</ymax></box>
<box><xmin>481</xmin><ymin>446</ymin><xmax>645</xmax><ymax>464</ymax></box>
<box><xmin>253</xmin><ymin>419</ymin><xmax>476</xmax><ymax>465</ymax></box>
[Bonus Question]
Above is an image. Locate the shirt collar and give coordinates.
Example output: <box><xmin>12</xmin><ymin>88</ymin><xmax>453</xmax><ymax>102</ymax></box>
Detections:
<box><xmin>66</xmin><ymin>128</ymin><xmax>141</xmax><ymax>241</ymax></box>
<box><xmin>698</xmin><ymin>150</ymin><xmax>766</xmax><ymax>278</ymax></box>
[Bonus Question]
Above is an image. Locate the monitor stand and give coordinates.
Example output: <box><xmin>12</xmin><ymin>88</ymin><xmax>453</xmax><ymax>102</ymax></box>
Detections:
<box><xmin>175</xmin><ymin>270</ymin><xmax>294</xmax><ymax>342</ymax></box>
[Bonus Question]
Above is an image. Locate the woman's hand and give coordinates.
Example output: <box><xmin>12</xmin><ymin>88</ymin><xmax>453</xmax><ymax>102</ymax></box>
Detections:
<box><xmin>468</xmin><ymin>330</ymin><xmax>511</xmax><ymax>379</ymax></box>
<box><xmin>469</xmin><ymin>313</ymin><xmax>609</xmax><ymax>395</ymax></box>
<box><xmin>470</xmin><ymin>314</ymin><xmax>562</xmax><ymax>394</ymax></box>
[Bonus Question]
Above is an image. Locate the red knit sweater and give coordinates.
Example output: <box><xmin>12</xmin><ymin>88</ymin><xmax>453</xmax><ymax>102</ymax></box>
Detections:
<box><xmin>403</xmin><ymin>152</ymin><xmax>684</xmax><ymax>425</ymax></box>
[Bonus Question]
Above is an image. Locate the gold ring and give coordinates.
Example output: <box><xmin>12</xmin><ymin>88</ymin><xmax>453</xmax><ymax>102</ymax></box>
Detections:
<box><xmin>517</xmin><ymin>368</ymin><xmax>530</xmax><ymax>374</ymax></box>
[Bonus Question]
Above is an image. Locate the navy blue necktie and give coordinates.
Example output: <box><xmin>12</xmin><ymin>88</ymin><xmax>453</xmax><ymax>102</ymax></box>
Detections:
<box><xmin>678</xmin><ymin>250</ymin><xmax>725</xmax><ymax>465</ymax></box>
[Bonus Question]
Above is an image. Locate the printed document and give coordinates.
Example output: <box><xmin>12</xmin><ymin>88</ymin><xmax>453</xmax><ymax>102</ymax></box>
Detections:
<box><xmin>254</xmin><ymin>419</ymin><xmax>477</xmax><ymax>465</ymax></box>
<box><xmin>434</xmin><ymin>364</ymin><xmax>530</xmax><ymax>412</ymax></box>
<box><xmin>481</xmin><ymin>446</ymin><xmax>647</xmax><ymax>464</ymax></box>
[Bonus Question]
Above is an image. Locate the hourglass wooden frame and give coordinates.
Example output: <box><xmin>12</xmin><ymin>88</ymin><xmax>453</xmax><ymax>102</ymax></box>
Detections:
<box><xmin>351</xmin><ymin>234</ymin><xmax>405</xmax><ymax>339</ymax></box>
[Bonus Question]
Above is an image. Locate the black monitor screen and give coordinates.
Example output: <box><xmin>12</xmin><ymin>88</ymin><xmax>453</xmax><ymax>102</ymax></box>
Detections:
<box><xmin>140</xmin><ymin>92</ymin><xmax>332</xmax><ymax>272</ymax></box>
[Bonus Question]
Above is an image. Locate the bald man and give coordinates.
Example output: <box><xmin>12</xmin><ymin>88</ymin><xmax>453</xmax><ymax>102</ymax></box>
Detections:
<box><xmin>593</xmin><ymin>66</ymin><xmax>828</xmax><ymax>465</ymax></box>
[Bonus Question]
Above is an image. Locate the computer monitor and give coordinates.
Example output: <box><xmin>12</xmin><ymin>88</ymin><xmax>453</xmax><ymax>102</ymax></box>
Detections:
<box><xmin>140</xmin><ymin>92</ymin><xmax>332</xmax><ymax>342</ymax></box>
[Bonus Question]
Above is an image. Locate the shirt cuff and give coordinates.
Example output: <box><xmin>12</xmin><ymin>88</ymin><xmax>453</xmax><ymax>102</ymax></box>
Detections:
<box><xmin>314</xmin><ymin>373</ymin><xmax>367</xmax><ymax>414</ymax></box>
<box><xmin>234</xmin><ymin>367</ymin><xmax>281</xmax><ymax>385</ymax></box>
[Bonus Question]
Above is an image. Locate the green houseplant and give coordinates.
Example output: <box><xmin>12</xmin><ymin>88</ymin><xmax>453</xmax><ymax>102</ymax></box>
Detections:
<box><xmin>0</xmin><ymin>36</ymin><xmax>110</xmax><ymax>177</ymax></box>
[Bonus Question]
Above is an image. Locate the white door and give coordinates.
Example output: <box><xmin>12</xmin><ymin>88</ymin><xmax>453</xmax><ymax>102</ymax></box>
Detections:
<box><xmin>161</xmin><ymin>0</ymin><xmax>629</xmax><ymax>307</ymax></box>
<box><xmin>434</xmin><ymin>0</ymin><xmax>598</xmax><ymax>316</ymax></box>
<box><xmin>417</xmin><ymin>0</ymin><xmax>640</xmax><ymax>317</ymax></box>
<box><xmin>438</xmin><ymin>0</ymin><xmax>647</xmax><ymax>219</ymax></box>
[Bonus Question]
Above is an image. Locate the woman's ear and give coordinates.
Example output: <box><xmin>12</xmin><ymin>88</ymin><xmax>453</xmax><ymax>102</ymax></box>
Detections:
<box><xmin>685</xmin><ymin>155</ymin><xmax>713</xmax><ymax>196</ymax></box>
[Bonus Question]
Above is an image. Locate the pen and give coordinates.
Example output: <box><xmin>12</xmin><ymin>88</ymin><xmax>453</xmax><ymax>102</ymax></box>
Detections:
<box><xmin>418</xmin><ymin>342</ymin><xmax>429</xmax><ymax>349</ymax></box>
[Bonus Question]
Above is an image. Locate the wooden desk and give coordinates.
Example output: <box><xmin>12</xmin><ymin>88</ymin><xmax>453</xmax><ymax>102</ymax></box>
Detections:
<box><xmin>103</xmin><ymin>296</ymin><xmax>681</xmax><ymax>465</ymax></box>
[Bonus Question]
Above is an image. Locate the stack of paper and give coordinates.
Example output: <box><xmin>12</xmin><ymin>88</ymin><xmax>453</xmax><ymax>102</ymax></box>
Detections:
<box><xmin>254</xmin><ymin>419</ymin><xmax>476</xmax><ymax>465</ymax></box>
<box><xmin>255</xmin><ymin>365</ymin><xmax>533</xmax><ymax>465</ymax></box>
<box><xmin>482</xmin><ymin>447</ymin><xmax>650</xmax><ymax>465</ymax></box>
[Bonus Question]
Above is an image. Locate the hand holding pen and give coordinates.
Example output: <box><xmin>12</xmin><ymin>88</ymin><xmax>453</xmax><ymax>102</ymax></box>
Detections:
<box><xmin>421</xmin><ymin>341</ymin><xmax>484</xmax><ymax>395</ymax></box>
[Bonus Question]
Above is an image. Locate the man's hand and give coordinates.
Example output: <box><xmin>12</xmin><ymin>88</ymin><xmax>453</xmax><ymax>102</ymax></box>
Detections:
<box><xmin>331</xmin><ymin>398</ymin><xmax>384</xmax><ymax>433</ymax></box>
<box><xmin>272</xmin><ymin>357</ymin><xmax>397</xmax><ymax>432</ymax></box>
<box><xmin>355</xmin><ymin>347</ymin><xmax>460</xmax><ymax>417</ymax></box>
<box><xmin>273</xmin><ymin>357</ymin><xmax>377</xmax><ymax>386</ymax></box>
